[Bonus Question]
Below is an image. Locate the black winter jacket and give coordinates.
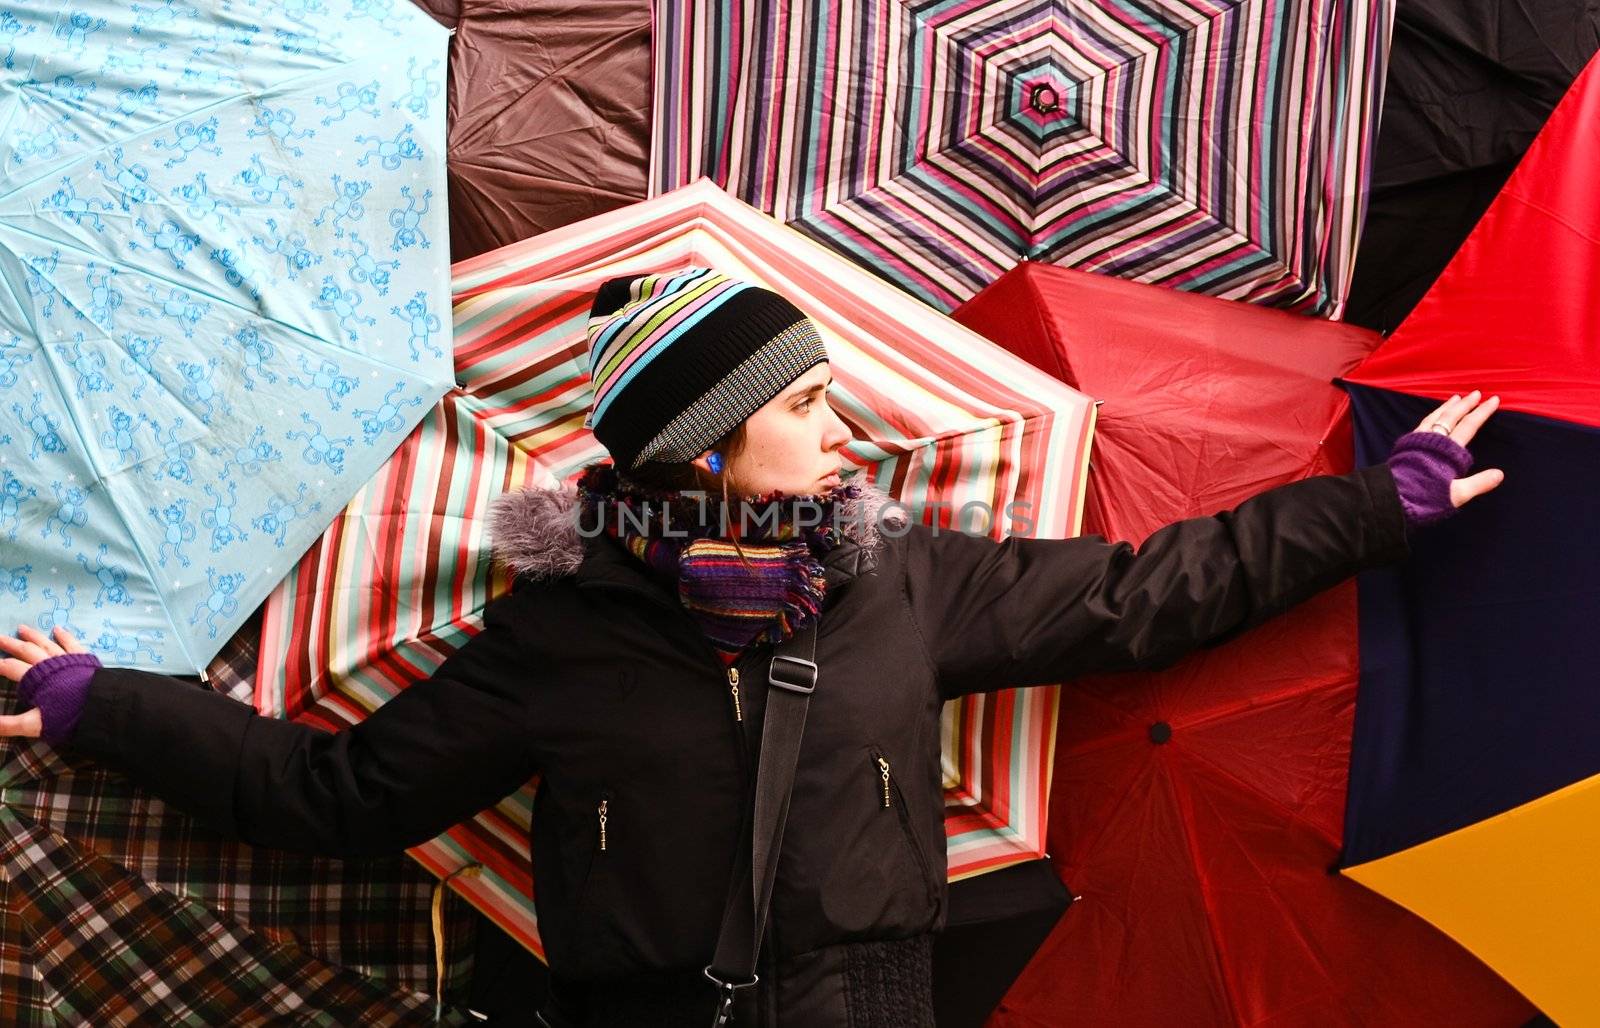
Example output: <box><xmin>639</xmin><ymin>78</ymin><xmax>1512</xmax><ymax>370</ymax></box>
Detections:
<box><xmin>68</xmin><ymin>464</ymin><xmax>1411</xmax><ymax>1026</ymax></box>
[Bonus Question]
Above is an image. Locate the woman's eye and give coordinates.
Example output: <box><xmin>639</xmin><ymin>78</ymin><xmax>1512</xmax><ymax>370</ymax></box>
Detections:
<box><xmin>796</xmin><ymin>398</ymin><xmax>813</xmax><ymax>413</ymax></box>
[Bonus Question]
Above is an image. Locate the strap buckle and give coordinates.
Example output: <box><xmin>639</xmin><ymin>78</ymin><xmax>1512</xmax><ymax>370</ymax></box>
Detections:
<box><xmin>768</xmin><ymin>653</ymin><xmax>817</xmax><ymax>695</ymax></box>
<box><xmin>703</xmin><ymin>967</ymin><xmax>758</xmax><ymax>1028</ymax></box>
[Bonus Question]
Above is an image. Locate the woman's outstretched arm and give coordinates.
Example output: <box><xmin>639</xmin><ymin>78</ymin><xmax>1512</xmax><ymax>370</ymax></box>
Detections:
<box><xmin>902</xmin><ymin>391</ymin><xmax>1503</xmax><ymax>700</ymax></box>
<box><xmin>0</xmin><ymin>588</ymin><xmax>543</xmax><ymax>859</ymax></box>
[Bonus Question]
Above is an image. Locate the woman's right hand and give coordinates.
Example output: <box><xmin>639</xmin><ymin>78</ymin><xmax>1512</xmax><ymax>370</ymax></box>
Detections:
<box><xmin>0</xmin><ymin>625</ymin><xmax>91</xmax><ymax>738</ymax></box>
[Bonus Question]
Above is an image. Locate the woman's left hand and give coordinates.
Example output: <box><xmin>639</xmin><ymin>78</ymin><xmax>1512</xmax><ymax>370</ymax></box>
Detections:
<box><xmin>0</xmin><ymin>624</ymin><xmax>88</xmax><ymax>684</ymax></box>
<box><xmin>1412</xmin><ymin>389</ymin><xmax>1505</xmax><ymax>509</ymax></box>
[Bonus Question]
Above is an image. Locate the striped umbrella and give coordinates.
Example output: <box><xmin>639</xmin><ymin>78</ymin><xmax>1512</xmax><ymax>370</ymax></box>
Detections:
<box><xmin>650</xmin><ymin>0</ymin><xmax>1393</xmax><ymax>318</ymax></box>
<box><xmin>254</xmin><ymin>180</ymin><xmax>1096</xmax><ymax>955</ymax></box>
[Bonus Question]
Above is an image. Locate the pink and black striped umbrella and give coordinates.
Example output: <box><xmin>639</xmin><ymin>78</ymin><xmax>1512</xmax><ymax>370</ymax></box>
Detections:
<box><xmin>650</xmin><ymin>0</ymin><xmax>1393</xmax><ymax>318</ymax></box>
<box><xmin>253</xmin><ymin>180</ymin><xmax>1096</xmax><ymax>956</ymax></box>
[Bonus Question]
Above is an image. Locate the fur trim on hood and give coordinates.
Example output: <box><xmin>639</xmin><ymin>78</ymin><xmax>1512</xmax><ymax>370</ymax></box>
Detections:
<box><xmin>486</xmin><ymin>476</ymin><xmax>908</xmax><ymax>581</ymax></box>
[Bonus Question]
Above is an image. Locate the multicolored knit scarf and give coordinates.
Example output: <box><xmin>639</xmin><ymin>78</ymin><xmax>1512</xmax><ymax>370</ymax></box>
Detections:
<box><xmin>576</xmin><ymin>463</ymin><xmax>860</xmax><ymax>662</ymax></box>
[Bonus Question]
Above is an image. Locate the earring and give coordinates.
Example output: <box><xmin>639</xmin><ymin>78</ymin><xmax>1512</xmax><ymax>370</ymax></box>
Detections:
<box><xmin>706</xmin><ymin>451</ymin><xmax>724</xmax><ymax>475</ymax></box>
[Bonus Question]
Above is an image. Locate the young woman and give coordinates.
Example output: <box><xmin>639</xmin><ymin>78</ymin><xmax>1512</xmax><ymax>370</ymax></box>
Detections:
<box><xmin>0</xmin><ymin>266</ymin><xmax>1502</xmax><ymax>1026</ymax></box>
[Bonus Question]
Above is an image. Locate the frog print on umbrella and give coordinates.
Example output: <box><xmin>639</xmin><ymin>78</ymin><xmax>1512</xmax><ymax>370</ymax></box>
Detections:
<box><xmin>353</xmin><ymin>382</ymin><xmax>423</xmax><ymax>445</ymax></box>
<box><xmin>190</xmin><ymin>567</ymin><xmax>244</xmax><ymax>639</ymax></box>
<box><xmin>44</xmin><ymin>178</ymin><xmax>114</xmax><ymax>232</ymax></box>
<box><xmin>77</xmin><ymin>543</ymin><xmax>132</xmax><ymax>608</ymax></box>
<box><xmin>43</xmin><ymin>483</ymin><xmax>90</xmax><ymax>550</ymax></box>
<box><xmin>286</xmin><ymin>413</ymin><xmax>353</xmax><ymax>475</ymax></box>
<box><xmin>316</xmin><ymin>79</ymin><xmax>381</xmax><ymax>126</ymax></box>
<box><xmin>252</xmin><ymin>482</ymin><xmax>323</xmax><ymax>549</ymax></box>
<box><xmin>149</xmin><ymin>498</ymin><xmax>196</xmax><ymax>568</ymax></box>
<box><xmin>199</xmin><ymin>480</ymin><xmax>248</xmax><ymax>552</ymax></box>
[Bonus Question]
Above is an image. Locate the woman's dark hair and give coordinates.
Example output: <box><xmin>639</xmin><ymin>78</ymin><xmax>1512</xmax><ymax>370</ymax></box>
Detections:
<box><xmin>621</xmin><ymin>421</ymin><xmax>749</xmax><ymax>494</ymax></box>
<box><xmin>619</xmin><ymin>421</ymin><xmax>755</xmax><ymax>566</ymax></box>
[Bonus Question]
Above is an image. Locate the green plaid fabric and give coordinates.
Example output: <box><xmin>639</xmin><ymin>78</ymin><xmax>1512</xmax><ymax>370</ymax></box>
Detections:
<box><xmin>0</xmin><ymin>612</ymin><xmax>477</xmax><ymax>1025</ymax></box>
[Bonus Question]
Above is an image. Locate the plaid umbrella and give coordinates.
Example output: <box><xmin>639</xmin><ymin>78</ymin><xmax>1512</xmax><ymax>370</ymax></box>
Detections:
<box><xmin>0</xmin><ymin>648</ymin><xmax>476</xmax><ymax>1024</ymax></box>
<box><xmin>649</xmin><ymin>0</ymin><xmax>1392</xmax><ymax>317</ymax></box>
<box><xmin>953</xmin><ymin>263</ymin><xmax>1533</xmax><ymax>1023</ymax></box>
<box><xmin>0</xmin><ymin>0</ymin><xmax>455</xmax><ymax>673</ymax></box>
<box><xmin>253</xmin><ymin>179</ymin><xmax>1096</xmax><ymax>955</ymax></box>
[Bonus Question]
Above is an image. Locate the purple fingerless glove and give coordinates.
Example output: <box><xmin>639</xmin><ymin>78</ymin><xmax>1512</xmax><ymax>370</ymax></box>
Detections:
<box><xmin>1386</xmin><ymin>430</ymin><xmax>1475</xmax><ymax>531</ymax></box>
<box><xmin>17</xmin><ymin>651</ymin><xmax>102</xmax><ymax>746</ymax></box>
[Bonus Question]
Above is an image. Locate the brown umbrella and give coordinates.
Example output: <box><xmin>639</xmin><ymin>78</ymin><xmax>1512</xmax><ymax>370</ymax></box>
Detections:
<box><xmin>415</xmin><ymin>0</ymin><xmax>652</xmax><ymax>261</ymax></box>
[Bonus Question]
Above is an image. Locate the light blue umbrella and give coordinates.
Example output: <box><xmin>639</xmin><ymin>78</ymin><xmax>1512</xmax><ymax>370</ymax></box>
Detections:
<box><xmin>0</xmin><ymin>1</ymin><xmax>453</xmax><ymax>673</ymax></box>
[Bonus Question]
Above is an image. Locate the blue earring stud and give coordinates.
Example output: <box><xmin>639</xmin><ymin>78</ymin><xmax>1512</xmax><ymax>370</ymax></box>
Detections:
<box><xmin>706</xmin><ymin>451</ymin><xmax>723</xmax><ymax>474</ymax></box>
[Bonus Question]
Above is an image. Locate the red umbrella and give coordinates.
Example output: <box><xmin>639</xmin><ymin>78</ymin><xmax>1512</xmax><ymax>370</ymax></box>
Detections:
<box><xmin>416</xmin><ymin>0</ymin><xmax>652</xmax><ymax>261</ymax></box>
<box><xmin>953</xmin><ymin>263</ymin><xmax>1533</xmax><ymax>1024</ymax></box>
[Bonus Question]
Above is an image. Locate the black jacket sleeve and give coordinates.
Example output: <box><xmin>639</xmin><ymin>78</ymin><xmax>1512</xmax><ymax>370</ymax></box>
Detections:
<box><xmin>68</xmin><ymin>589</ymin><xmax>542</xmax><ymax>858</ymax></box>
<box><xmin>901</xmin><ymin>463</ymin><xmax>1411</xmax><ymax>699</ymax></box>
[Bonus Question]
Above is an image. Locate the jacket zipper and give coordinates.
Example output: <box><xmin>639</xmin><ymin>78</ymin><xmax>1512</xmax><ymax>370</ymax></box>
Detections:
<box><xmin>578</xmin><ymin>578</ymin><xmax>752</xmax><ymax>771</ymax></box>
<box><xmin>871</xmin><ymin>746</ymin><xmax>936</xmax><ymax>900</ymax></box>
<box><xmin>597</xmin><ymin>795</ymin><xmax>609</xmax><ymax>852</ymax></box>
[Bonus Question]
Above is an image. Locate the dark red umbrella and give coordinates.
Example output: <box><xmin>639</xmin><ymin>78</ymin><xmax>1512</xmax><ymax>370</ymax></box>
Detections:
<box><xmin>953</xmin><ymin>263</ymin><xmax>1533</xmax><ymax>1024</ymax></box>
<box><xmin>416</xmin><ymin>0</ymin><xmax>652</xmax><ymax>261</ymax></box>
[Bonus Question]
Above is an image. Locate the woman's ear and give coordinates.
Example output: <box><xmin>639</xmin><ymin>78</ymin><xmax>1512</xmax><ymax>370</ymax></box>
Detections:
<box><xmin>690</xmin><ymin>451</ymin><xmax>714</xmax><ymax>475</ymax></box>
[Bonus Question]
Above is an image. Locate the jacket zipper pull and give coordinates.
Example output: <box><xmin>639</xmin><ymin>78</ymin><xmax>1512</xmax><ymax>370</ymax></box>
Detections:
<box><xmin>597</xmin><ymin>798</ymin><xmax>608</xmax><ymax>852</ymax></box>
<box><xmin>728</xmin><ymin>665</ymin><xmax>742</xmax><ymax>722</ymax></box>
<box><xmin>877</xmin><ymin>755</ymin><xmax>892</xmax><ymax>809</ymax></box>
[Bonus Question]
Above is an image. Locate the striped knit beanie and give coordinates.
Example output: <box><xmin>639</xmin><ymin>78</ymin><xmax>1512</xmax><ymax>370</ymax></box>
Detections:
<box><xmin>582</xmin><ymin>266</ymin><xmax>828</xmax><ymax>471</ymax></box>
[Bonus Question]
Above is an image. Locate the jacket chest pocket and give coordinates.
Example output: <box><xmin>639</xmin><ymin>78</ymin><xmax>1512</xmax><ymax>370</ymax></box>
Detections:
<box><xmin>868</xmin><ymin>745</ymin><xmax>937</xmax><ymax>907</ymax></box>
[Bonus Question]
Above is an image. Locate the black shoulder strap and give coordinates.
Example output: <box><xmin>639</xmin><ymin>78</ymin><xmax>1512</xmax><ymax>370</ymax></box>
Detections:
<box><xmin>703</xmin><ymin>619</ymin><xmax>820</xmax><ymax>1027</ymax></box>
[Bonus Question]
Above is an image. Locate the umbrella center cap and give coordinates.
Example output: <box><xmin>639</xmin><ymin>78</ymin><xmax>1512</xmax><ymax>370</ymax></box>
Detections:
<box><xmin>1029</xmin><ymin>84</ymin><xmax>1061</xmax><ymax>115</ymax></box>
<box><xmin>1148</xmin><ymin>721</ymin><xmax>1172</xmax><ymax>745</ymax></box>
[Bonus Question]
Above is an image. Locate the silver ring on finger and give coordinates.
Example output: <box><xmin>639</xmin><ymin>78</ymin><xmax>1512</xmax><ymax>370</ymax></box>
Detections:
<box><xmin>1429</xmin><ymin>422</ymin><xmax>1454</xmax><ymax>435</ymax></box>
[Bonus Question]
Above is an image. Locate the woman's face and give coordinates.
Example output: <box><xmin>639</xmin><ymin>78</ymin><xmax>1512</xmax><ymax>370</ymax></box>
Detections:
<box><xmin>693</xmin><ymin>362</ymin><xmax>854</xmax><ymax>496</ymax></box>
